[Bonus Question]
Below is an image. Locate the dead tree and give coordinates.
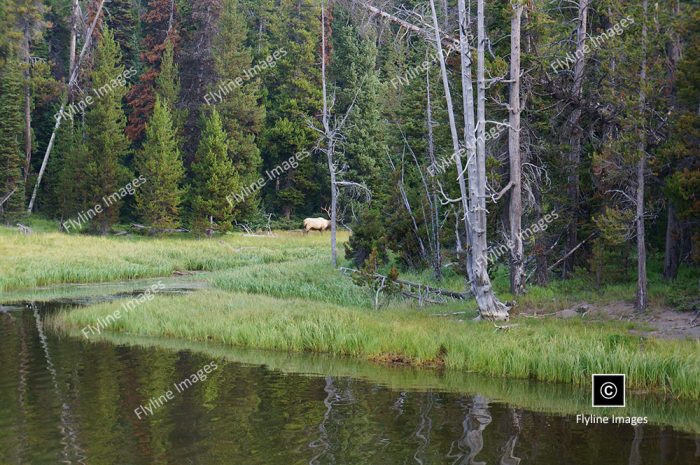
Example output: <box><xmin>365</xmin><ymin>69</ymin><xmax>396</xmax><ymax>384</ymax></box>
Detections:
<box><xmin>562</xmin><ymin>0</ymin><xmax>590</xmax><ymax>277</ymax></box>
<box><xmin>636</xmin><ymin>0</ymin><xmax>648</xmax><ymax>311</ymax></box>
<box><xmin>355</xmin><ymin>0</ymin><xmax>508</xmax><ymax>319</ymax></box>
<box><xmin>27</xmin><ymin>0</ymin><xmax>107</xmax><ymax>213</ymax></box>
<box><xmin>508</xmin><ymin>2</ymin><xmax>525</xmax><ymax>295</ymax></box>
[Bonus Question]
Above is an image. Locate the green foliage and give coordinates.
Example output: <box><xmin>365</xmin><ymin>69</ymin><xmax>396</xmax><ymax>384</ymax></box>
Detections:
<box><xmin>189</xmin><ymin>109</ymin><xmax>238</xmax><ymax>233</ymax></box>
<box><xmin>135</xmin><ymin>97</ymin><xmax>185</xmax><ymax>229</ymax></box>
<box><xmin>154</xmin><ymin>38</ymin><xmax>184</xmax><ymax>129</ymax></box>
<box><xmin>345</xmin><ymin>207</ymin><xmax>387</xmax><ymax>267</ymax></box>
<box><xmin>0</xmin><ymin>59</ymin><xmax>24</xmax><ymax>221</ymax></box>
<box><xmin>211</xmin><ymin>0</ymin><xmax>264</xmax><ymax>219</ymax></box>
<box><xmin>83</xmin><ymin>27</ymin><xmax>130</xmax><ymax>234</ymax></box>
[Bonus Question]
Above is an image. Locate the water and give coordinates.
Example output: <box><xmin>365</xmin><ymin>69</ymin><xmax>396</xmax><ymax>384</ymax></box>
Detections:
<box><xmin>1</xmin><ymin>297</ymin><xmax>698</xmax><ymax>465</ymax></box>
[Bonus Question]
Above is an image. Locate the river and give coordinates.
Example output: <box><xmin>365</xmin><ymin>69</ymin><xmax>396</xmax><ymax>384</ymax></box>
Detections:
<box><xmin>1</xmin><ymin>292</ymin><xmax>698</xmax><ymax>464</ymax></box>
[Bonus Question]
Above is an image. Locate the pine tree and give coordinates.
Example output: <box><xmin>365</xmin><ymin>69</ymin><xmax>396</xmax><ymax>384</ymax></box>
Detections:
<box><xmin>212</xmin><ymin>0</ymin><xmax>264</xmax><ymax>219</ymax></box>
<box><xmin>189</xmin><ymin>109</ymin><xmax>239</xmax><ymax>234</ymax></box>
<box><xmin>261</xmin><ymin>0</ymin><xmax>322</xmax><ymax>219</ymax></box>
<box><xmin>154</xmin><ymin>38</ymin><xmax>182</xmax><ymax>121</ymax></box>
<box><xmin>83</xmin><ymin>27</ymin><xmax>130</xmax><ymax>234</ymax></box>
<box><xmin>331</xmin><ymin>15</ymin><xmax>388</xmax><ymax>191</ymax></box>
<box><xmin>135</xmin><ymin>96</ymin><xmax>184</xmax><ymax>229</ymax></box>
<box><xmin>0</xmin><ymin>59</ymin><xmax>24</xmax><ymax>221</ymax></box>
<box><xmin>54</xmin><ymin>122</ymin><xmax>89</xmax><ymax>220</ymax></box>
<box><xmin>105</xmin><ymin>0</ymin><xmax>138</xmax><ymax>69</ymax></box>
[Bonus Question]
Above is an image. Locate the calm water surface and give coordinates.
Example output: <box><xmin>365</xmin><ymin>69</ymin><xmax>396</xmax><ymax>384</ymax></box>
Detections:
<box><xmin>0</xmin><ymin>297</ymin><xmax>698</xmax><ymax>465</ymax></box>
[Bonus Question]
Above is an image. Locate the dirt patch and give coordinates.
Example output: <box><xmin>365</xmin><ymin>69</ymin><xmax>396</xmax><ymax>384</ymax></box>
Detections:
<box><xmin>519</xmin><ymin>301</ymin><xmax>700</xmax><ymax>340</ymax></box>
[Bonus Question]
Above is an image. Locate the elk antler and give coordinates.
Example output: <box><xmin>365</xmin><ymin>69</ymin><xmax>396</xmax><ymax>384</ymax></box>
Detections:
<box><xmin>321</xmin><ymin>206</ymin><xmax>331</xmax><ymax>218</ymax></box>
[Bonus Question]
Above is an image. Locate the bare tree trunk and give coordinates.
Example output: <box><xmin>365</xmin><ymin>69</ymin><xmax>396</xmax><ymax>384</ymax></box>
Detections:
<box><xmin>69</xmin><ymin>0</ymin><xmax>78</xmax><ymax>78</ymax></box>
<box><xmin>508</xmin><ymin>3</ymin><xmax>524</xmax><ymax>295</ymax></box>
<box><xmin>27</xmin><ymin>0</ymin><xmax>107</xmax><ymax>213</ymax></box>
<box><xmin>22</xmin><ymin>26</ymin><xmax>32</xmax><ymax>184</ymax></box>
<box><xmin>425</xmin><ymin>69</ymin><xmax>442</xmax><ymax>280</ymax></box>
<box><xmin>472</xmin><ymin>0</ymin><xmax>508</xmax><ymax>319</ymax></box>
<box><xmin>562</xmin><ymin>0</ymin><xmax>589</xmax><ymax>277</ymax></box>
<box><xmin>663</xmin><ymin>201</ymin><xmax>680</xmax><ymax>280</ymax></box>
<box><xmin>321</xmin><ymin>0</ymin><xmax>337</xmax><ymax>267</ymax></box>
<box><xmin>428</xmin><ymin>0</ymin><xmax>471</xmax><ymax>270</ymax></box>
<box><xmin>636</xmin><ymin>0</ymin><xmax>648</xmax><ymax>312</ymax></box>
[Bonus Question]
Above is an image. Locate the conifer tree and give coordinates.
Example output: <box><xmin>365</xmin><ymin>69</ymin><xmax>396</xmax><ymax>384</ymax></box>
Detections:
<box><xmin>261</xmin><ymin>0</ymin><xmax>322</xmax><ymax>219</ymax></box>
<box><xmin>211</xmin><ymin>0</ymin><xmax>264</xmax><ymax>219</ymax></box>
<box><xmin>154</xmin><ymin>38</ymin><xmax>184</xmax><ymax>128</ymax></box>
<box><xmin>83</xmin><ymin>27</ymin><xmax>130</xmax><ymax>234</ymax></box>
<box><xmin>0</xmin><ymin>59</ymin><xmax>24</xmax><ymax>221</ymax></box>
<box><xmin>54</xmin><ymin>122</ymin><xmax>89</xmax><ymax>220</ymax></box>
<box><xmin>189</xmin><ymin>109</ymin><xmax>239</xmax><ymax>234</ymax></box>
<box><xmin>135</xmin><ymin>96</ymin><xmax>184</xmax><ymax>229</ymax></box>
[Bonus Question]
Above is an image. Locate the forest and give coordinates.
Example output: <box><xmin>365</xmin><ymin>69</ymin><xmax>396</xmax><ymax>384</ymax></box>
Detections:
<box><xmin>0</xmin><ymin>1</ymin><xmax>699</xmax><ymax>462</ymax></box>
<box><xmin>1</xmin><ymin>0</ymin><xmax>699</xmax><ymax>320</ymax></box>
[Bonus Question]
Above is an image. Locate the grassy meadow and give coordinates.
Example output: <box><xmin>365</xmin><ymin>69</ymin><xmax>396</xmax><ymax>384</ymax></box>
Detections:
<box><xmin>2</xmin><ymin>221</ymin><xmax>699</xmax><ymax>399</ymax></box>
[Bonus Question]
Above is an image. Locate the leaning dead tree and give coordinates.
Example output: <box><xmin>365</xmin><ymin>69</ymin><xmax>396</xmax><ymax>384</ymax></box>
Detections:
<box><xmin>27</xmin><ymin>0</ymin><xmax>107</xmax><ymax>213</ymax></box>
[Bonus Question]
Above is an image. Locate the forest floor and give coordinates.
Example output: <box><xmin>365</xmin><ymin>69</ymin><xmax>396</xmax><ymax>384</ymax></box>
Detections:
<box><xmin>2</xmin><ymin>219</ymin><xmax>699</xmax><ymax>399</ymax></box>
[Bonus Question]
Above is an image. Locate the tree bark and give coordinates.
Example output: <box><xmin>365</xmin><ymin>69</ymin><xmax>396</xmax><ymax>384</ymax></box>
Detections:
<box><xmin>508</xmin><ymin>2</ymin><xmax>524</xmax><ymax>295</ymax></box>
<box><xmin>472</xmin><ymin>0</ymin><xmax>508</xmax><ymax>319</ymax></box>
<box><xmin>562</xmin><ymin>0</ymin><xmax>589</xmax><ymax>277</ymax></box>
<box><xmin>321</xmin><ymin>0</ymin><xmax>337</xmax><ymax>267</ymax></box>
<box><xmin>636</xmin><ymin>0</ymin><xmax>648</xmax><ymax>312</ymax></box>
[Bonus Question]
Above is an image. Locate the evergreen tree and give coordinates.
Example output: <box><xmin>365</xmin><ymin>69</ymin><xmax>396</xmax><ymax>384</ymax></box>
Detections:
<box><xmin>212</xmin><ymin>0</ymin><xmax>264</xmax><ymax>218</ymax></box>
<box><xmin>83</xmin><ymin>27</ymin><xmax>130</xmax><ymax>234</ymax></box>
<box><xmin>105</xmin><ymin>0</ymin><xmax>138</xmax><ymax>69</ymax></box>
<box><xmin>261</xmin><ymin>0</ymin><xmax>322</xmax><ymax>219</ymax></box>
<box><xmin>0</xmin><ymin>59</ymin><xmax>24</xmax><ymax>221</ymax></box>
<box><xmin>331</xmin><ymin>15</ymin><xmax>388</xmax><ymax>191</ymax></box>
<box><xmin>54</xmin><ymin>121</ymin><xmax>89</xmax><ymax>219</ymax></box>
<box><xmin>189</xmin><ymin>109</ymin><xmax>239</xmax><ymax>233</ymax></box>
<box><xmin>135</xmin><ymin>96</ymin><xmax>184</xmax><ymax>229</ymax></box>
<box><xmin>154</xmin><ymin>38</ymin><xmax>185</xmax><ymax>136</ymax></box>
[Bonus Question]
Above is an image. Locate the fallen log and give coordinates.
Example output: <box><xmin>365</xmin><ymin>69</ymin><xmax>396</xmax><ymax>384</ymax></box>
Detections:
<box><xmin>339</xmin><ymin>267</ymin><xmax>471</xmax><ymax>302</ymax></box>
<box><xmin>130</xmin><ymin>223</ymin><xmax>190</xmax><ymax>235</ymax></box>
<box><xmin>17</xmin><ymin>223</ymin><xmax>32</xmax><ymax>235</ymax></box>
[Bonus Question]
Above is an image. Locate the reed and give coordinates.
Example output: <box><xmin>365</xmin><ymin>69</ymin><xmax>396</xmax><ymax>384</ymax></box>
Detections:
<box><xmin>50</xmin><ymin>289</ymin><xmax>700</xmax><ymax>400</ymax></box>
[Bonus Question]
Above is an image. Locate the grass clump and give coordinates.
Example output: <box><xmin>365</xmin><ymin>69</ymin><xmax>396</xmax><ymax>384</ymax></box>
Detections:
<box><xmin>50</xmin><ymin>289</ymin><xmax>700</xmax><ymax>400</ymax></box>
<box><xmin>0</xmin><ymin>226</ymin><xmax>346</xmax><ymax>292</ymax></box>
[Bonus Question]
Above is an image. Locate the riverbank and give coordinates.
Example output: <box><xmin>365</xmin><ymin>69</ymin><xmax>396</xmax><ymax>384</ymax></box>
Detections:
<box><xmin>48</xmin><ymin>288</ymin><xmax>700</xmax><ymax>399</ymax></box>
<box><xmin>3</xmin><ymin>224</ymin><xmax>699</xmax><ymax>399</ymax></box>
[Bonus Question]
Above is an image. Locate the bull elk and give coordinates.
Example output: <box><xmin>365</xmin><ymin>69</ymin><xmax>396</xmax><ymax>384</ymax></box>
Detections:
<box><xmin>303</xmin><ymin>207</ymin><xmax>332</xmax><ymax>233</ymax></box>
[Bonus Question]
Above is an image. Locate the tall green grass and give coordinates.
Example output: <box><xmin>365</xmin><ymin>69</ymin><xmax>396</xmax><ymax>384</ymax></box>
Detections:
<box><xmin>50</xmin><ymin>289</ymin><xmax>700</xmax><ymax>399</ymax></box>
<box><xmin>0</xmin><ymin>226</ymin><xmax>346</xmax><ymax>292</ymax></box>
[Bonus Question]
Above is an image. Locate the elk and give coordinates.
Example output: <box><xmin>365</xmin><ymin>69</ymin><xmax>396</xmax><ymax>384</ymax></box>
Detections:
<box><xmin>303</xmin><ymin>207</ymin><xmax>332</xmax><ymax>234</ymax></box>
